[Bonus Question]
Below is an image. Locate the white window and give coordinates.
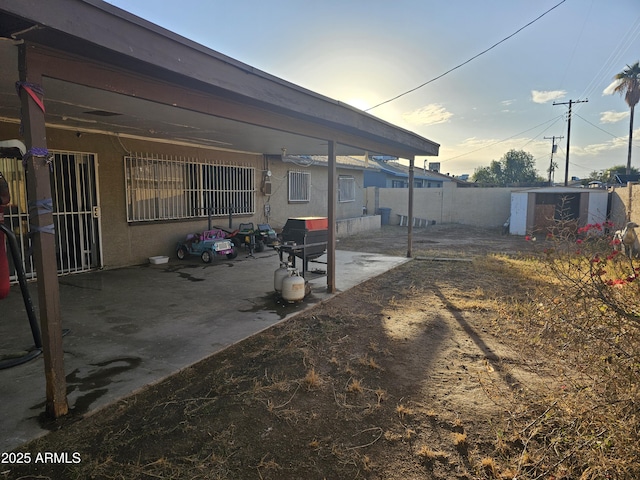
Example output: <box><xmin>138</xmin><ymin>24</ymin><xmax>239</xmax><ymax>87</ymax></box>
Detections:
<box><xmin>288</xmin><ymin>170</ymin><xmax>310</xmax><ymax>203</ymax></box>
<box><xmin>125</xmin><ymin>154</ymin><xmax>254</xmax><ymax>222</ymax></box>
<box><xmin>338</xmin><ymin>175</ymin><xmax>356</xmax><ymax>203</ymax></box>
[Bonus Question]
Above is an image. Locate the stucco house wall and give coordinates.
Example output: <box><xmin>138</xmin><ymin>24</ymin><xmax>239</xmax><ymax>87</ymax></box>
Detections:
<box><xmin>1</xmin><ymin>123</ymin><xmax>367</xmax><ymax>269</ymax></box>
<box><xmin>260</xmin><ymin>159</ymin><xmax>366</xmax><ymax>228</ymax></box>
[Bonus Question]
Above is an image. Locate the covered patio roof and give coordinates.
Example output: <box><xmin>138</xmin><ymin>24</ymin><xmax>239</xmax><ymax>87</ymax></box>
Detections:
<box><xmin>0</xmin><ymin>0</ymin><xmax>438</xmax><ymax>420</ymax></box>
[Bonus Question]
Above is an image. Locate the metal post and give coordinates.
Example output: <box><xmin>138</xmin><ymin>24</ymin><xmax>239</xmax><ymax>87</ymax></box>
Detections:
<box><xmin>407</xmin><ymin>157</ymin><xmax>415</xmax><ymax>258</ymax></box>
<box><xmin>327</xmin><ymin>140</ymin><xmax>337</xmax><ymax>293</ymax></box>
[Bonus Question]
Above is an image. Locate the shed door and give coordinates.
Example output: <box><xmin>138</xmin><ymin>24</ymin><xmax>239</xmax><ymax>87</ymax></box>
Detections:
<box><xmin>509</xmin><ymin>193</ymin><xmax>528</xmax><ymax>235</ymax></box>
<box><xmin>534</xmin><ymin>193</ymin><xmax>580</xmax><ymax>234</ymax></box>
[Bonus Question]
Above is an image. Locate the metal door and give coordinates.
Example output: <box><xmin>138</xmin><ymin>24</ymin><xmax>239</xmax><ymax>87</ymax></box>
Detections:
<box><xmin>51</xmin><ymin>151</ymin><xmax>102</xmax><ymax>274</ymax></box>
<box><xmin>0</xmin><ymin>151</ymin><xmax>102</xmax><ymax>280</ymax></box>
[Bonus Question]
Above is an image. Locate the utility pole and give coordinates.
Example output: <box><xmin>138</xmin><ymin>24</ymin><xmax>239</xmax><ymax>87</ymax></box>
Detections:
<box><xmin>553</xmin><ymin>99</ymin><xmax>588</xmax><ymax>186</ymax></box>
<box><xmin>544</xmin><ymin>135</ymin><xmax>563</xmax><ymax>185</ymax></box>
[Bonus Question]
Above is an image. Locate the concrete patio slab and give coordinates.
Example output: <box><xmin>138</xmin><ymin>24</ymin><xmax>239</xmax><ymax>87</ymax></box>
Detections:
<box><xmin>0</xmin><ymin>248</ymin><xmax>409</xmax><ymax>452</ymax></box>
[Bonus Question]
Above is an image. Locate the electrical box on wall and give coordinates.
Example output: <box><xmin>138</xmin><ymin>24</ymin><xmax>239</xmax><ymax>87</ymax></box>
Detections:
<box><xmin>263</xmin><ymin>181</ymin><xmax>272</xmax><ymax>195</ymax></box>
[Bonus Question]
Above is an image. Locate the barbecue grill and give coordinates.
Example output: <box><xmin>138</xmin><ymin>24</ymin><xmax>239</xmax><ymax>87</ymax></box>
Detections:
<box><xmin>278</xmin><ymin>217</ymin><xmax>328</xmax><ymax>277</ymax></box>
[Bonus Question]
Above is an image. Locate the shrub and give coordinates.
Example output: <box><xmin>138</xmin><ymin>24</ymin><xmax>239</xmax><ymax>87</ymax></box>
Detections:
<box><xmin>512</xmin><ymin>219</ymin><xmax>640</xmax><ymax>479</ymax></box>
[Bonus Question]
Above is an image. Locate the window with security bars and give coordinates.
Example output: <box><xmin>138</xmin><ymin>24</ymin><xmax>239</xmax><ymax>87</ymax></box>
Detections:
<box><xmin>288</xmin><ymin>170</ymin><xmax>310</xmax><ymax>203</ymax></box>
<box><xmin>125</xmin><ymin>154</ymin><xmax>255</xmax><ymax>222</ymax></box>
<box><xmin>338</xmin><ymin>175</ymin><xmax>356</xmax><ymax>203</ymax></box>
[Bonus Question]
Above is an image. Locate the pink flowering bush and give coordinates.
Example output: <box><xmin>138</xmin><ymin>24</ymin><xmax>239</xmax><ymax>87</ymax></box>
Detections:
<box><xmin>519</xmin><ymin>218</ymin><xmax>640</xmax><ymax>479</ymax></box>
<box><xmin>539</xmin><ymin>220</ymin><xmax>639</xmax><ymax>322</ymax></box>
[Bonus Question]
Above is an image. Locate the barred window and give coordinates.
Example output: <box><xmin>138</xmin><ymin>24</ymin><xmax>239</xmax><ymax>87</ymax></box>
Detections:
<box><xmin>288</xmin><ymin>170</ymin><xmax>310</xmax><ymax>203</ymax></box>
<box><xmin>125</xmin><ymin>154</ymin><xmax>255</xmax><ymax>222</ymax></box>
<box><xmin>338</xmin><ymin>175</ymin><xmax>356</xmax><ymax>203</ymax></box>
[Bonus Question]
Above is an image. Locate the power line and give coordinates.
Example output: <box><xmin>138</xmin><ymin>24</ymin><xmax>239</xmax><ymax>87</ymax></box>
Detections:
<box><xmin>519</xmin><ymin>115</ymin><xmax>564</xmax><ymax>149</ymax></box>
<box><xmin>366</xmin><ymin>0</ymin><xmax>567</xmax><ymax>111</ymax></box>
<box><xmin>577</xmin><ymin>15</ymin><xmax>640</xmax><ymax>104</ymax></box>
<box><xmin>441</xmin><ymin>115</ymin><xmax>563</xmax><ymax>163</ymax></box>
<box><xmin>574</xmin><ymin>113</ymin><xmax>640</xmax><ymax>149</ymax></box>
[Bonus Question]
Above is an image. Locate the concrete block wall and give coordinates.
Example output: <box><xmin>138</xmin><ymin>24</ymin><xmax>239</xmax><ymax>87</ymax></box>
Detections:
<box><xmin>336</xmin><ymin>214</ymin><xmax>381</xmax><ymax>238</ymax></box>
<box><xmin>608</xmin><ymin>183</ymin><xmax>640</xmax><ymax>228</ymax></box>
<box><xmin>366</xmin><ymin>184</ymin><xmax>514</xmax><ymax>228</ymax></box>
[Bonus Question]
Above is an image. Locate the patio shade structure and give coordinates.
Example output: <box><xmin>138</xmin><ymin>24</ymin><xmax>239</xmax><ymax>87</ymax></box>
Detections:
<box><xmin>0</xmin><ymin>0</ymin><xmax>439</xmax><ymax>418</ymax></box>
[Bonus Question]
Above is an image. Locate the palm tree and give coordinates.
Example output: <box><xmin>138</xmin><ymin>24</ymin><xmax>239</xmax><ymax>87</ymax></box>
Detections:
<box><xmin>613</xmin><ymin>61</ymin><xmax>640</xmax><ymax>175</ymax></box>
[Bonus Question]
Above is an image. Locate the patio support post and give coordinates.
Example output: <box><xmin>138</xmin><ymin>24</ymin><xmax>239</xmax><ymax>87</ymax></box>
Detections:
<box><xmin>327</xmin><ymin>140</ymin><xmax>337</xmax><ymax>293</ymax></box>
<box><xmin>18</xmin><ymin>44</ymin><xmax>69</xmax><ymax>418</ymax></box>
<box><xmin>407</xmin><ymin>157</ymin><xmax>415</xmax><ymax>258</ymax></box>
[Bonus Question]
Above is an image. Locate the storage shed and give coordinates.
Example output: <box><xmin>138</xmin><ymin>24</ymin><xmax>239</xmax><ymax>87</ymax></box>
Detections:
<box><xmin>509</xmin><ymin>187</ymin><xmax>609</xmax><ymax>236</ymax></box>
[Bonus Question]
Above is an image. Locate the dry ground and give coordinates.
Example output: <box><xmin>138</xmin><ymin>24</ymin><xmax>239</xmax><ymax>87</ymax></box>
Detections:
<box><xmin>5</xmin><ymin>225</ymin><xmax>556</xmax><ymax>479</ymax></box>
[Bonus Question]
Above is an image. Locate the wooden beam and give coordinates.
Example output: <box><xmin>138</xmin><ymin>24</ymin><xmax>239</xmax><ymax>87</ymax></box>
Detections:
<box><xmin>327</xmin><ymin>140</ymin><xmax>337</xmax><ymax>293</ymax></box>
<box><xmin>18</xmin><ymin>43</ymin><xmax>69</xmax><ymax>418</ymax></box>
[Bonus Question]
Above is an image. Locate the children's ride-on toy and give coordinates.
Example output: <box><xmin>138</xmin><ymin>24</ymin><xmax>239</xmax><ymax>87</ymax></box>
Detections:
<box><xmin>176</xmin><ymin>229</ymin><xmax>238</xmax><ymax>263</ymax></box>
<box><xmin>232</xmin><ymin>222</ymin><xmax>280</xmax><ymax>253</ymax></box>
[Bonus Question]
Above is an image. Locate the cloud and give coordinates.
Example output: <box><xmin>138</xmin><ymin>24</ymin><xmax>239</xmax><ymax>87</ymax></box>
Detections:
<box><xmin>402</xmin><ymin>104</ymin><xmax>453</xmax><ymax>126</ymax></box>
<box><xmin>500</xmin><ymin>99</ymin><xmax>515</xmax><ymax>106</ymax></box>
<box><xmin>573</xmin><ymin>129</ymin><xmax>640</xmax><ymax>156</ymax></box>
<box><xmin>602</xmin><ymin>79</ymin><xmax>621</xmax><ymax>96</ymax></box>
<box><xmin>600</xmin><ymin>111</ymin><xmax>629</xmax><ymax>124</ymax></box>
<box><xmin>531</xmin><ymin>90</ymin><xmax>566</xmax><ymax>104</ymax></box>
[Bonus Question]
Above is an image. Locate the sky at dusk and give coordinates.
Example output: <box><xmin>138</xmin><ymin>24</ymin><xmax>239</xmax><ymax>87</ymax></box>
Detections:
<box><xmin>105</xmin><ymin>0</ymin><xmax>640</xmax><ymax>180</ymax></box>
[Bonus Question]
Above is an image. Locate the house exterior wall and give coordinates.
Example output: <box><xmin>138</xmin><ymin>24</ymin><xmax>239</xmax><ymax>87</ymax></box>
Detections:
<box><xmin>1</xmin><ymin>123</ymin><xmax>366</xmax><ymax>269</ymax></box>
<box><xmin>261</xmin><ymin>160</ymin><xmax>366</xmax><ymax>228</ymax></box>
<box><xmin>45</xmin><ymin>128</ymin><xmax>265</xmax><ymax>268</ymax></box>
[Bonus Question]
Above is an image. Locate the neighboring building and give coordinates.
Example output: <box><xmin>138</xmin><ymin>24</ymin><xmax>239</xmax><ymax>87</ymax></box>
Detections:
<box><xmin>363</xmin><ymin>158</ymin><xmax>460</xmax><ymax>189</ymax></box>
<box><xmin>614</xmin><ymin>174</ymin><xmax>640</xmax><ymax>185</ymax></box>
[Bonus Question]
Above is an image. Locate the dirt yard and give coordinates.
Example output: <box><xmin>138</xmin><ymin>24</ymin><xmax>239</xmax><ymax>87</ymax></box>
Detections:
<box><xmin>6</xmin><ymin>225</ymin><xmax>554</xmax><ymax>479</ymax></box>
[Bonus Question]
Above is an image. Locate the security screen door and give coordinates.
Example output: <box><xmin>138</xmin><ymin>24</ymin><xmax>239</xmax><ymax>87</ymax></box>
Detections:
<box><xmin>0</xmin><ymin>151</ymin><xmax>102</xmax><ymax>280</ymax></box>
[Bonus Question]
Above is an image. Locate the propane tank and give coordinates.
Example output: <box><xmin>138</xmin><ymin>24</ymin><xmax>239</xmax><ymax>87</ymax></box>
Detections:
<box><xmin>274</xmin><ymin>262</ymin><xmax>290</xmax><ymax>293</ymax></box>
<box><xmin>281</xmin><ymin>270</ymin><xmax>305</xmax><ymax>302</ymax></box>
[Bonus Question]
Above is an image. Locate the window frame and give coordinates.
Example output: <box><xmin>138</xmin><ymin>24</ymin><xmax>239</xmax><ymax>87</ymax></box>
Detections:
<box><xmin>338</xmin><ymin>175</ymin><xmax>356</xmax><ymax>203</ymax></box>
<box><xmin>125</xmin><ymin>154</ymin><xmax>255</xmax><ymax>222</ymax></box>
<box><xmin>288</xmin><ymin>170</ymin><xmax>310</xmax><ymax>203</ymax></box>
